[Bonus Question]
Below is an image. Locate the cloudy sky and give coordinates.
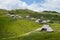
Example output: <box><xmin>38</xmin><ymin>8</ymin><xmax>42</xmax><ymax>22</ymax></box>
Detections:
<box><xmin>0</xmin><ymin>0</ymin><xmax>60</xmax><ymax>12</ymax></box>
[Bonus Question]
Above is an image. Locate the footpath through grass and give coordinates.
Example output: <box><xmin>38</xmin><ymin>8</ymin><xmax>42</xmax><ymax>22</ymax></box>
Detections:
<box><xmin>0</xmin><ymin>15</ymin><xmax>41</xmax><ymax>39</ymax></box>
<box><xmin>1</xmin><ymin>32</ymin><xmax>60</xmax><ymax>40</ymax></box>
<box><xmin>17</xmin><ymin>32</ymin><xmax>60</xmax><ymax>40</ymax></box>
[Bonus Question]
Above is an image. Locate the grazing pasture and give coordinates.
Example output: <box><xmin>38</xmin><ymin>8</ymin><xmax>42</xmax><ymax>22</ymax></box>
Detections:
<box><xmin>0</xmin><ymin>9</ymin><xmax>60</xmax><ymax>40</ymax></box>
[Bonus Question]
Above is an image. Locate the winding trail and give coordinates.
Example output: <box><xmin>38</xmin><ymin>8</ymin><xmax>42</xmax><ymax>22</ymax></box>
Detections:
<box><xmin>1</xmin><ymin>27</ymin><xmax>60</xmax><ymax>40</ymax></box>
<box><xmin>1</xmin><ymin>27</ymin><xmax>41</xmax><ymax>39</ymax></box>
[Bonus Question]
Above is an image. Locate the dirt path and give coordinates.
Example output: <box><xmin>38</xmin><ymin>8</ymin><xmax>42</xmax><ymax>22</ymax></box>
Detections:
<box><xmin>1</xmin><ymin>27</ymin><xmax>40</xmax><ymax>39</ymax></box>
<box><xmin>1</xmin><ymin>27</ymin><xmax>59</xmax><ymax>40</ymax></box>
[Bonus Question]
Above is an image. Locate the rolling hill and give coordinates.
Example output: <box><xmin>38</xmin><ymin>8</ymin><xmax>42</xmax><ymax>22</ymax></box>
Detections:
<box><xmin>0</xmin><ymin>9</ymin><xmax>60</xmax><ymax>40</ymax></box>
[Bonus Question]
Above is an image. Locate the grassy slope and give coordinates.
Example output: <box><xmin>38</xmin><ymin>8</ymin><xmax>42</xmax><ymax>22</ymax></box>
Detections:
<box><xmin>0</xmin><ymin>15</ymin><xmax>41</xmax><ymax>39</ymax></box>
<box><xmin>10</xmin><ymin>9</ymin><xmax>60</xmax><ymax>21</ymax></box>
<box><xmin>1</xmin><ymin>23</ymin><xmax>60</xmax><ymax>40</ymax></box>
<box><xmin>51</xmin><ymin>24</ymin><xmax>60</xmax><ymax>31</ymax></box>
<box><xmin>15</xmin><ymin>32</ymin><xmax>60</xmax><ymax>40</ymax></box>
<box><xmin>0</xmin><ymin>9</ymin><xmax>60</xmax><ymax>40</ymax></box>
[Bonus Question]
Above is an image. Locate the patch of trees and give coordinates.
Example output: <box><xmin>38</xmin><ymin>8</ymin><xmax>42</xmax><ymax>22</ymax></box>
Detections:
<box><xmin>43</xmin><ymin>11</ymin><xmax>58</xmax><ymax>13</ymax></box>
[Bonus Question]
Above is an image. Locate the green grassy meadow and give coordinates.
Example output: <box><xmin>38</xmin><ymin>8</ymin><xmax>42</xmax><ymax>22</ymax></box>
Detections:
<box><xmin>0</xmin><ymin>9</ymin><xmax>60</xmax><ymax>40</ymax></box>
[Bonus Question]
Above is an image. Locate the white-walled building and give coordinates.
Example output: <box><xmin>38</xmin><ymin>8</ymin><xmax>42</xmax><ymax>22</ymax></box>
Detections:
<box><xmin>18</xmin><ymin>16</ymin><xmax>22</xmax><ymax>19</ymax></box>
<box><xmin>25</xmin><ymin>16</ymin><xmax>30</xmax><ymax>18</ymax></box>
<box><xmin>35</xmin><ymin>19</ymin><xmax>42</xmax><ymax>23</ymax></box>
<box><xmin>39</xmin><ymin>24</ymin><xmax>54</xmax><ymax>32</ymax></box>
<box><xmin>41</xmin><ymin>20</ymin><xmax>47</xmax><ymax>23</ymax></box>
<box><xmin>30</xmin><ymin>18</ymin><xmax>36</xmax><ymax>20</ymax></box>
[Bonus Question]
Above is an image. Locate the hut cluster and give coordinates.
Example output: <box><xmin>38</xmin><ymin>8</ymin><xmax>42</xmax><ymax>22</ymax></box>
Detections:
<box><xmin>6</xmin><ymin>13</ymin><xmax>54</xmax><ymax>32</ymax></box>
<box><xmin>6</xmin><ymin>13</ymin><xmax>52</xmax><ymax>24</ymax></box>
<box><xmin>6</xmin><ymin>14</ymin><xmax>22</xmax><ymax>19</ymax></box>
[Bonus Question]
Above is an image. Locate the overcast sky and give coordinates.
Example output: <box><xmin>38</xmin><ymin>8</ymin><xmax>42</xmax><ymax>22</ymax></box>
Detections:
<box><xmin>0</xmin><ymin>0</ymin><xmax>60</xmax><ymax>12</ymax></box>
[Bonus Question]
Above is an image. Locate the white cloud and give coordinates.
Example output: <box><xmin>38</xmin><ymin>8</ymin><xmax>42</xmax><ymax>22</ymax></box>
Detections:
<box><xmin>27</xmin><ymin>3</ymin><xmax>40</xmax><ymax>12</ymax></box>
<box><xmin>0</xmin><ymin>0</ymin><xmax>28</xmax><ymax>10</ymax></box>
<box><xmin>27</xmin><ymin>0</ymin><xmax>60</xmax><ymax>12</ymax></box>
<box><xmin>0</xmin><ymin>0</ymin><xmax>60</xmax><ymax>12</ymax></box>
<box><xmin>41</xmin><ymin>0</ymin><xmax>60</xmax><ymax>12</ymax></box>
